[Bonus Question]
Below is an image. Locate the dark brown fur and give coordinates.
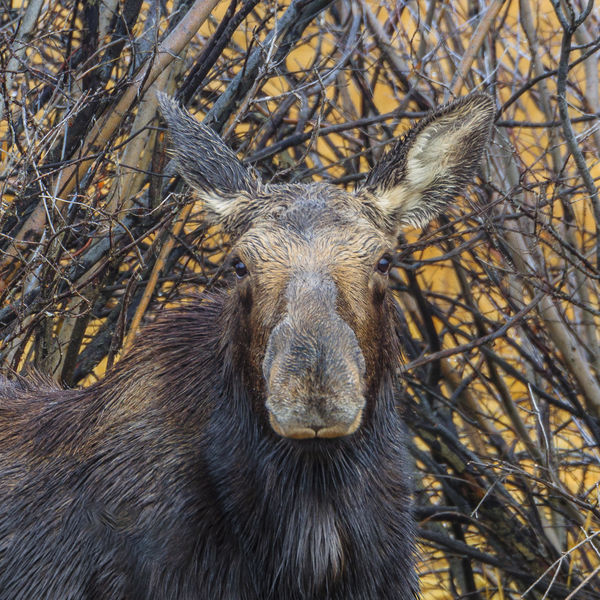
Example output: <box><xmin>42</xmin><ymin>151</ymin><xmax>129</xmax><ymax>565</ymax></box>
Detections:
<box><xmin>0</xmin><ymin>93</ymin><xmax>494</xmax><ymax>599</ymax></box>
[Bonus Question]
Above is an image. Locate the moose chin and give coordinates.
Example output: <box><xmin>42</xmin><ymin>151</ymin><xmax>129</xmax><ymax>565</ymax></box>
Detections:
<box><xmin>0</xmin><ymin>92</ymin><xmax>494</xmax><ymax>599</ymax></box>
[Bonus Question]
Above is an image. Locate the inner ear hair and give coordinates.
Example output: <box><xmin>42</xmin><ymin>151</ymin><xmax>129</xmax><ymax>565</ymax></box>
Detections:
<box><xmin>362</xmin><ymin>93</ymin><xmax>495</xmax><ymax>231</ymax></box>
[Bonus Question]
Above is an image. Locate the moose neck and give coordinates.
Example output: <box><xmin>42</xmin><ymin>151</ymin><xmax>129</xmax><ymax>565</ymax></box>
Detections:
<box><xmin>110</xmin><ymin>293</ymin><xmax>417</xmax><ymax>598</ymax></box>
<box><xmin>207</xmin><ymin>376</ymin><xmax>416</xmax><ymax>598</ymax></box>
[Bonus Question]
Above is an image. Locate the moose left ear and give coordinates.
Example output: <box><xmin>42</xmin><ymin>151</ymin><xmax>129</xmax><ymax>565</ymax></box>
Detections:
<box><xmin>157</xmin><ymin>93</ymin><xmax>259</xmax><ymax>228</ymax></box>
<box><xmin>361</xmin><ymin>94</ymin><xmax>495</xmax><ymax>232</ymax></box>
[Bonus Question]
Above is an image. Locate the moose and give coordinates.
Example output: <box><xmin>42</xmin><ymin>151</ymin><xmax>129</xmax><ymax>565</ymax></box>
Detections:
<box><xmin>0</xmin><ymin>93</ymin><xmax>494</xmax><ymax>599</ymax></box>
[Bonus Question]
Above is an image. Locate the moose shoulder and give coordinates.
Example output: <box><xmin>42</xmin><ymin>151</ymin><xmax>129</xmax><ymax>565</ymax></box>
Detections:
<box><xmin>0</xmin><ymin>94</ymin><xmax>494</xmax><ymax>600</ymax></box>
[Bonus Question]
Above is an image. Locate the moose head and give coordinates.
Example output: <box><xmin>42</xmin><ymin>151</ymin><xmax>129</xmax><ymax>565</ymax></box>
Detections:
<box><xmin>159</xmin><ymin>93</ymin><xmax>494</xmax><ymax>441</ymax></box>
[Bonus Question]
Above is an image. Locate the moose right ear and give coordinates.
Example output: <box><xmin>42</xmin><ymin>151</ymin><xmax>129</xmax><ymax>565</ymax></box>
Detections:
<box><xmin>157</xmin><ymin>93</ymin><xmax>259</xmax><ymax>225</ymax></box>
<box><xmin>361</xmin><ymin>94</ymin><xmax>495</xmax><ymax>234</ymax></box>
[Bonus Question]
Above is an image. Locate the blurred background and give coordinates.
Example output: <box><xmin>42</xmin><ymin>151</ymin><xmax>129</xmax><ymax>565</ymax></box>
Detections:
<box><xmin>1</xmin><ymin>0</ymin><xmax>599</xmax><ymax>597</ymax></box>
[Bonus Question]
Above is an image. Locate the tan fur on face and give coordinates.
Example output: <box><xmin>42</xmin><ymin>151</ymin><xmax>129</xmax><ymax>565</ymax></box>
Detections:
<box><xmin>234</xmin><ymin>184</ymin><xmax>392</xmax><ymax>326</ymax></box>
<box><xmin>228</xmin><ymin>184</ymin><xmax>395</xmax><ymax>438</ymax></box>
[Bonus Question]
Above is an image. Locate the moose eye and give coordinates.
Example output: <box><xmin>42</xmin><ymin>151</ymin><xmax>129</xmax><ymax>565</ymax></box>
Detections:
<box><xmin>233</xmin><ymin>258</ymin><xmax>248</xmax><ymax>278</ymax></box>
<box><xmin>376</xmin><ymin>254</ymin><xmax>393</xmax><ymax>275</ymax></box>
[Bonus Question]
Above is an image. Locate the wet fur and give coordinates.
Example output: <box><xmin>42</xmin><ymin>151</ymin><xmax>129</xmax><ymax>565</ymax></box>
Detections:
<box><xmin>0</xmin><ymin>93</ymin><xmax>494</xmax><ymax>599</ymax></box>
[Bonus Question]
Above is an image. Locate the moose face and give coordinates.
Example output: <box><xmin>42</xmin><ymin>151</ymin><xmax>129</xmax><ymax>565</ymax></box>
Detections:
<box><xmin>231</xmin><ymin>184</ymin><xmax>392</xmax><ymax>439</ymax></box>
<box><xmin>159</xmin><ymin>93</ymin><xmax>494</xmax><ymax>440</ymax></box>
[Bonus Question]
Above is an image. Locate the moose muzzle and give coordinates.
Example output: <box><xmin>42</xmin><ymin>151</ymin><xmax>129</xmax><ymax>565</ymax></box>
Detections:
<box><xmin>262</xmin><ymin>273</ymin><xmax>366</xmax><ymax>439</ymax></box>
